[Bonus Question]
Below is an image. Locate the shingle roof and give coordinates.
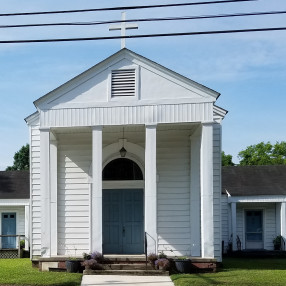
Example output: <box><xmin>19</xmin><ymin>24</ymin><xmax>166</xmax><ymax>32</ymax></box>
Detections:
<box><xmin>0</xmin><ymin>171</ymin><xmax>29</xmax><ymax>199</ymax></box>
<box><xmin>222</xmin><ymin>165</ymin><xmax>286</xmax><ymax>196</ymax></box>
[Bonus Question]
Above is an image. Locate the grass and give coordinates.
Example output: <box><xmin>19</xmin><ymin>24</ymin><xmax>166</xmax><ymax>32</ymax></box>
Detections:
<box><xmin>171</xmin><ymin>257</ymin><xmax>286</xmax><ymax>285</ymax></box>
<box><xmin>0</xmin><ymin>259</ymin><xmax>82</xmax><ymax>286</ymax></box>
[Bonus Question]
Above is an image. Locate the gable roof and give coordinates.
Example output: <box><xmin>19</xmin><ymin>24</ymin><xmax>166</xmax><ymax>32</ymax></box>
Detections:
<box><xmin>0</xmin><ymin>171</ymin><xmax>29</xmax><ymax>199</ymax></box>
<box><xmin>222</xmin><ymin>165</ymin><xmax>286</xmax><ymax>196</ymax></box>
<box><xmin>33</xmin><ymin>48</ymin><xmax>220</xmax><ymax>108</ymax></box>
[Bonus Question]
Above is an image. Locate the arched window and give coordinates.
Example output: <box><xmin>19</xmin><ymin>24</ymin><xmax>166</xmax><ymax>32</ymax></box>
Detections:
<box><xmin>102</xmin><ymin>158</ymin><xmax>143</xmax><ymax>181</ymax></box>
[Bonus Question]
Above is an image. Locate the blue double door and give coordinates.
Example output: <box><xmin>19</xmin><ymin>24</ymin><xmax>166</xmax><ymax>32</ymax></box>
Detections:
<box><xmin>103</xmin><ymin>189</ymin><xmax>144</xmax><ymax>254</ymax></box>
<box><xmin>1</xmin><ymin>213</ymin><xmax>16</xmax><ymax>249</ymax></box>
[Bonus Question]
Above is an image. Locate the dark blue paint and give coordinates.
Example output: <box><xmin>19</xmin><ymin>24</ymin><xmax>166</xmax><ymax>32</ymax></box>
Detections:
<box><xmin>103</xmin><ymin>189</ymin><xmax>144</xmax><ymax>254</ymax></box>
<box><xmin>2</xmin><ymin>213</ymin><xmax>16</xmax><ymax>249</ymax></box>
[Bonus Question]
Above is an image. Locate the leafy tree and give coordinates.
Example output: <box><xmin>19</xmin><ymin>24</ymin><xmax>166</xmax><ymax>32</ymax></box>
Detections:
<box><xmin>238</xmin><ymin>141</ymin><xmax>286</xmax><ymax>165</ymax></box>
<box><xmin>6</xmin><ymin>144</ymin><xmax>29</xmax><ymax>171</ymax></box>
<box><xmin>222</xmin><ymin>151</ymin><xmax>235</xmax><ymax>166</ymax></box>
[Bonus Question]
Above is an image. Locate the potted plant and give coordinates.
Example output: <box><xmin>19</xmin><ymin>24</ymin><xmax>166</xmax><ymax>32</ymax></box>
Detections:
<box><xmin>82</xmin><ymin>251</ymin><xmax>104</xmax><ymax>271</ymax></box>
<box><xmin>173</xmin><ymin>256</ymin><xmax>191</xmax><ymax>273</ymax></box>
<box><xmin>273</xmin><ymin>235</ymin><xmax>282</xmax><ymax>250</ymax></box>
<box><xmin>65</xmin><ymin>257</ymin><xmax>81</xmax><ymax>273</ymax></box>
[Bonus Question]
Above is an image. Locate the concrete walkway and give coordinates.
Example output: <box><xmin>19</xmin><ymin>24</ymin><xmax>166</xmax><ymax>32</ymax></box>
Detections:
<box><xmin>81</xmin><ymin>275</ymin><xmax>175</xmax><ymax>286</ymax></box>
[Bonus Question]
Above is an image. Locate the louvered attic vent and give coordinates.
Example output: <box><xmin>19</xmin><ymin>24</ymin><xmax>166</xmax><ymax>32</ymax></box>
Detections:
<box><xmin>111</xmin><ymin>69</ymin><xmax>136</xmax><ymax>97</ymax></box>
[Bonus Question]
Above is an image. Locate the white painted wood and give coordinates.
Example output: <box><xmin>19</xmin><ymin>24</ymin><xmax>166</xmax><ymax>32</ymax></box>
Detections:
<box><xmin>40</xmin><ymin>128</ymin><xmax>51</xmax><ymax>257</ymax></box>
<box><xmin>145</xmin><ymin>124</ymin><xmax>157</xmax><ymax>254</ymax></box>
<box><xmin>281</xmin><ymin>203</ymin><xmax>286</xmax><ymax>243</ymax></box>
<box><xmin>190</xmin><ymin>127</ymin><xmax>201</xmax><ymax>256</ymax></box>
<box><xmin>39</xmin><ymin>103</ymin><xmax>213</xmax><ymax>127</ymax></box>
<box><xmin>50</xmin><ymin>138</ymin><xmax>58</xmax><ymax>256</ymax></box>
<box><xmin>91</xmin><ymin>126</ymin><xmax>103</xmax><ymax>253</ymax></box>
<box><xmin>200</xmin><ymin>123</ymin><xmax>214</xmax><ymax>258</ymax></box>
<box><xmin>213</xmin><ymin>123</ymin><xmax>222</xmax><ymax>261</ymax></box>
<box><xmin>231</xmin><ymin>202</ymin><xmax>237</xmax><ymax>251</ymax></box>
<box><xmin>25</xmin><ymin>205</ymin><xmax>30</xmax><ymax>250</ymax></box>
<box><xmin>276</xmin><ymin>203</ymin><xmax>281</xmax><ymax>236</ymax></box>
<box><xmin>229</xmin><ymin>196</ymin><xmax>286</xmax><ymax>203</ymax></box>
<box><xmin>109</xmin><ymin>12</ymin><xmax>138</xmax><ymax>49</ymax></box>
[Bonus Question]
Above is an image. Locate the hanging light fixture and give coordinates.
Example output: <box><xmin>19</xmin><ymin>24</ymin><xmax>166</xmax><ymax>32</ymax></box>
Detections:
<box><xmin>120</xmin><ymin>127</ymin><xmax>127</xmax><ymax>157</ymax></box>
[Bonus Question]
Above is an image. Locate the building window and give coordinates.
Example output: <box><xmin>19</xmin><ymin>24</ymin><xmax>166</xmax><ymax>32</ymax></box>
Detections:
<box><xmin>111</xmin><ymin>69</ymin><xmax>136</xmax><ymax>97</ymax></box>
<box><xmin>103</xmin><ymin>158</ymin><xmax>143</xmax><ymax>180</ymax></box>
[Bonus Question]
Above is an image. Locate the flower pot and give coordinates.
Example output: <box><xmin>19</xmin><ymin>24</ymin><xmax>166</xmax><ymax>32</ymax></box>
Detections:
<box><xmin>66</xmin><ymin>260</ymin><xmax>80</xmax><ymax>273</ymax></box>
<box><xmin>174</xmin><ymin>259</ymin><xmax>191</xmax><ymax>273</ymax></box>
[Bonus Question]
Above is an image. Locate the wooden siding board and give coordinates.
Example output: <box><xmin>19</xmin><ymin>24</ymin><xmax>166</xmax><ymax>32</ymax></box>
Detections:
<box><xmin>157</xmin><ymin>129</ymin><xmax>191</xmax><ymax>256</ymax></box>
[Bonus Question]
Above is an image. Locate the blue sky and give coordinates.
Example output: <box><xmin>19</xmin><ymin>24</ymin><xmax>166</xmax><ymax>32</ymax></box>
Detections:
<box><xmin>0</xmin><ymin>0</ymin><xmax>285</xmax><ymax>169</ymax></box>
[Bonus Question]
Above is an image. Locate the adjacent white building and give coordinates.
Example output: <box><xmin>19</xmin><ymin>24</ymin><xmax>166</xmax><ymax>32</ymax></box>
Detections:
<box><xmin>221</xmin><ymin>165</ymin><xmax>286</xmax><ymax>252</ymax></box>
<box><xmin>25</xmin><ymin>48</ymin><xmax>227</xmax><ymax>266</ymax></box>
<box><xmin>0</xmin><ymin>171</ymin><xmax>30</xmax><ymax>255</ymax></box>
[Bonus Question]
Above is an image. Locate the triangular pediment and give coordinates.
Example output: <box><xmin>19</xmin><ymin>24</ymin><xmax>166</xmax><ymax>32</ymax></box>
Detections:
<box><xmin>34</xmin><ymin>49</ymin><xmax>219</xmax><ymax>110</ymax></box>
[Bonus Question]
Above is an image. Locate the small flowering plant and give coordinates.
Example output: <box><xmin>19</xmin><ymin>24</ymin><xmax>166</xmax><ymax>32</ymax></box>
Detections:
<box><xmin>82</xmin><ymin>251</ymin><xmax>105</xmax><ymax>270</ymax></box>
<box><xmin>155</xmin><ymin>258</ymin><xmax>170</xmax><ymax>270</ymax></box>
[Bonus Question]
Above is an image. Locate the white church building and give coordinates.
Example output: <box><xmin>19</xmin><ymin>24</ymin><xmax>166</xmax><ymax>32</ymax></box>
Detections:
<box><xmin>25</xmin><ymin>48</ymin><xmax>227</xmax><ymax>268</ymax></box>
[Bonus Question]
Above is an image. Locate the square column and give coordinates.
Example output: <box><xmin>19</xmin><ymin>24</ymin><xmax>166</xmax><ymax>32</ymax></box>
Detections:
<box><xmin>190</xmin><ymin>127</ymin><xmax>201</xmax><ymax>256</ymax></box>
<box><xmin>91</xmin><ymin>126</ymin><xmax>103</xmax><ymax>253</ymax></box>
<box><xmin>50</xmin><ymin>137</ymin><xmax>58</xmax><ymax>256</ymax></box>
<box><xmin>40</xmin><ymin>128</ymin><xmax>51</xmax><ymax>257</ymax></box>
<box><xmin>281</xmin><ymin>202</ymin><xmax>286</xmax><ymax>242</ymax></box>
<box><xmin>200</xmin><ymin>123</ymin><xmax>214</xmax><ymax>258</ymax></box>
<box><xmin>231</xmin><ymin>202</ymin><xmax>237</xmax><ymax>251</ymax></box>
<box><xmin>145</xmin><ymin>124</ymin><xmax>157</xmax><ymax>254</ymax></box>
<box><xmin>24</xmin><ymin>205</ymin><xmax>30</xmax><ymax>250</ymax></box>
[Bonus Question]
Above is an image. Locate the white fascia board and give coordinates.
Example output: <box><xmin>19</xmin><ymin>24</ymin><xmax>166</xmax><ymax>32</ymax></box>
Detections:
<box><xmin>228</xmin><ymin>195</ymin><xmax>286</xmax><ymax>203</ymax></box>
<box><xmin>34</xmin><ymin>48</ymin><xmax>220</xmax><ymax>109</ymax></box>
<box><xmin>0</xmin><ymin>199</ymin><xmax>30</xmax><ymax>206</ymax></box>
<box><xmin>25</xmin><ymin>111</ymin><xmax>39</xmax><ymax>126</ymax></box>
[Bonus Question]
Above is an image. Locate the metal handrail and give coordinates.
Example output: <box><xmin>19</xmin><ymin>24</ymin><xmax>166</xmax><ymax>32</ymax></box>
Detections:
<box><xmin>145</xmin><ymin>232</ymin><xmax>148</xmax><ymax>269</ymax></box>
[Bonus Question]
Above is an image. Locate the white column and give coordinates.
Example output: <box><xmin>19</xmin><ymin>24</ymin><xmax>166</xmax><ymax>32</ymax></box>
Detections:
<box><xmin>190</xmin><ymin>128</ymin><xmax>201</xmax><ymax>256</ymax></box>
<box><xmin>276</xmin><ymin>203</ymin><xmax>282</xmax><ymax>236</ymax></box>
<box><xmin>50</xmin><ymin>137</ymin><xmax>58</xmax><ymax>256</ymax></box>
<box><xmin>24</xmin><ymin>205</ymin><xmax>30</xmax><ymax>250</ymax></box>
<box><xmin>281</xmin><ymin>202</ymin><xmax>286</xmax><ymax>241</ymax></box>
<box><xmin>40</xmin><ymin>128</ymin><xmax>51</xmax><ymax>257</ymax></box>
<box><xmin>200</xmin><ymin>122</ymin><xmax>214</xmax><ymax>258</ymax></box>
<box><xmin>231</xmin><ymin>202</ymin><xmax>237</xmax><ymax>251</ymax></box>
<box><xmin>91</xmin><ymin>126</ymin><xmax>103</xmax><ymax>253</ymax></box>
<box><xmin>145</xmin><ymin>124</ymin><xmax>157</xmax><ymax>254</ymax></box>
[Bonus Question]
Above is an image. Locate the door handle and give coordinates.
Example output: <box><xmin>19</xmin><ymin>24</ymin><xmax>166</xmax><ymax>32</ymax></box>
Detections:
<box><xmin>122</xmin><ymin>226</ymin><xmax>125</xmax><ymax>237</ymax></box>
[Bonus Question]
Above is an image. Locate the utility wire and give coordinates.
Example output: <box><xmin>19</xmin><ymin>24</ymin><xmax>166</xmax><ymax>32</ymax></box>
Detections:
<box><xmin>0</xmin><ymin>0</ymin><xmax>256</xmax><ymax>17</ymax></box>
<box><xmin>0</xmin><ymin>27</ymin><xmax>285</xmax><ymax>44</ymax></box>
<box><xmin>0</xmin><ymin>10</ymin><xmax>284</xmax><ymax>29</ymax></box>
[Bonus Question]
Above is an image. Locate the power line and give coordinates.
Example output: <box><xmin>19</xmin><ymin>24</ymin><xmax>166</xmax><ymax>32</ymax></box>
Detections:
<box><xmin>0</xmin><ymin>27</ymin><xmax>285</xmax><ymax>44</ymax></box>
<box><xmin>0</xmin><ymin>0</ymin><xmax>256</xmax><ymax>17</ymax></box>
<box><xmin>0</xmin><ymin>10</ymin><xmax>285</xmax><ymax>29</ymax></box>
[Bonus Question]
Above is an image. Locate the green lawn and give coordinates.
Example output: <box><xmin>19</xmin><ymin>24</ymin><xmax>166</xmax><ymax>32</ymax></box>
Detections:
<box><xmin>171</xmin><ymin>258</ymin><xmax>286</xmax><ymax>285</ymax></box>
<box><xmin>0</xmin><ymin>259</ymin><xmax>82</xmax><ymax>286</ymax></box>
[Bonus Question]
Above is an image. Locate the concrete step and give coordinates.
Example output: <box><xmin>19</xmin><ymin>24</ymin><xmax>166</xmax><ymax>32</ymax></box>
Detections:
<box><xmin>104</xmin><ymin>255</ymin><xmax>147</xmax><ymax>263</ymax></box>
<box><xmin>102</xmin><ymin>263</ymin><xmax>153</xmax><ymax>270</ymax></box>
<box><xmin>84</xmin><ymin>269</ymin><xmax>169</xmax><ymax>276</ymax></box>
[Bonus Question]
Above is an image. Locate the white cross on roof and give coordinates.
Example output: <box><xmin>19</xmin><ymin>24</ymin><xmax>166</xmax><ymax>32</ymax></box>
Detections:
<box><xmin>109</xmin><ymin>12</ymin><xmax>138</xmax><ymax>49</ymax></box>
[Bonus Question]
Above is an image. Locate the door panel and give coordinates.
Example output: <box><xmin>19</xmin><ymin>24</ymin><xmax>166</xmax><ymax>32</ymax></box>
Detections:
<box><xmin>103</xmin><ymin>189</ymin><xmax>144</xmax><ymax>254</ymax></box>
<box><xmin>1</xmin><ymin>213</ymin><xmax>16</xmax><ymax>249</ymax></box>
<box><xmin>245</xmin><ymin>210</ymin><xmax>263</xmax><ymax>249</ymax></box>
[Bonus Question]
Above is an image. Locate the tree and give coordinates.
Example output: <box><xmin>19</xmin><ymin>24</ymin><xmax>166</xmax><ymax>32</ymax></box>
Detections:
<box><xmin>238</xmin><ymin>141</ymin><xmax>286</xmax><ymax>166</ymax></box>
<box><xmin>222</xmin><ymin>151</ymin><xmax>235</xmax><ymax>166</ymax></box>
<box><xmin>6</xmin><ymin>144</ymin><xmax>29</xmax><ymax>171</ymax></box>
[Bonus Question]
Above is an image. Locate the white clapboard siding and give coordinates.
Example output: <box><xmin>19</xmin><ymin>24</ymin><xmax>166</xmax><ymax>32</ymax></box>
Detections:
<box><xmin>236</xmin><ymin>203</ymin><xmax>277</xmax><ymax>250</ymax></box>
<box><xmin>157</xmin><ymin>129</ymin><xmax>191</xmax><ymax>256</ymax></box>
<box><xmin>221</xmin><ymin>194</ymin><xmax>229</xmax><ymax>253</ymax></box>
<box><xmin>213</xmin><ymin>123</ymin><xmax>222</xmax><ymax>260</ymax></box>
<box><xmin>30</xmin><ymin>123</ymin><xmax>41</xmax><ymax>256</ymax></box>
<box><xmin>57</xmin><ymin>133</ymin><xmax>92</xmax><ymax>256</ymax></box>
